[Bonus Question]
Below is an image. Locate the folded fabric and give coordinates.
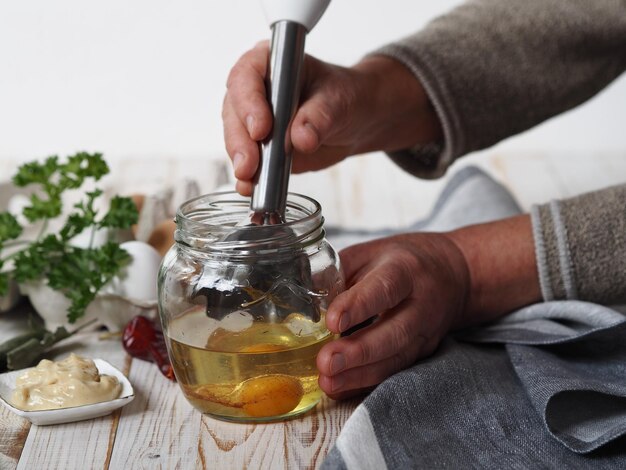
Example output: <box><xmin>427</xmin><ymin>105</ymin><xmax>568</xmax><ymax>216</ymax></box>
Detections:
<box><xmin>323</xmin><ymin>166</ymin><xmax>626</xmax><ymax>469</ymax></box>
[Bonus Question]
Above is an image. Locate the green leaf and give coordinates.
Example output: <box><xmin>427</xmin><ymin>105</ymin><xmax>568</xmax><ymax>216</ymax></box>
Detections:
<box><xmin>8</xmin><ymin>152</ymin><xmax>131</xmax><ymax>323</ymax></box>
<box><xmin>13</xmin><ymin>247</ymin><xmax>46</xmax><ymax>283</ymax></box>
<box><xmin>67</xmin><ymin>152</ymin><xmax>109</xmax><ymax>180</ymax></box>
<box><xmin>0</xmin><ymin>212</ymin><xmax>22</xmax><ymax>243</ymax></box>
<box><xmin>98</xmin><ymin>242</ymin><xmax>132</xmax><ymax>274</ymax></box>
<box><xmin>59</xmin><ymin>152</ymin><xmax>109</xmax><ymax>187</ymax></box>
<box><xmin>99</xmin><ymin>196</ymin><xmax>138</xmax><ymax>229</ymax></box>
<box><xmin>59</xmin><ymin>213</ymin><xmax>90</xmax><ymax>241</ymax></box>
<box><xmin>41</xmin><ymin>243</ymin><xmax>131</xmax><ymax>323</ymax></box>
<box><xmin>13</xmin><ymin>152</ymin><xmax>110</xmax><ymax>224</ymax></box>
<box><xmin>59</xmin><ymin>189</ymin><xmax>103</xmax><ymax>241</ymax></box>
<box><xmin>12</xmin><ymin>235</ymin><xmax>65</xmax><ymax>283</ymax></box>
<box><xmin>66</xmin><ymin>291</ymin><xmax>94</xmax><ymax>324</ymax></box>
<box><xmin>12</xmin><ymin>156</ymin><xmax>59</xmax><ymax>187</ymax></box>
<box><xmin>22</xmin><ymin>193</ymin><xmax>62</xmax><ymax>222</ymax></box>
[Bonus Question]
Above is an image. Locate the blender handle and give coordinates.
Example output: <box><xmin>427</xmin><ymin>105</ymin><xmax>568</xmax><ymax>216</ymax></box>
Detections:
<box><xmin>250</xmin><ymin>21</ymin><xmax>306</xmax><ymax>219</ymax></box>
<box><xmin>251</xmin><ymin>0</ymin><xmax>331</xmax><ymax>221</ymax></box>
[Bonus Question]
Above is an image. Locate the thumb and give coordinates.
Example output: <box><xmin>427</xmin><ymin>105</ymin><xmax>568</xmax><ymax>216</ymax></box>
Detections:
<box><xmin>290</xmin><ymin>91</ymin><xmax>347</xmax><ymax>154</ymax></box>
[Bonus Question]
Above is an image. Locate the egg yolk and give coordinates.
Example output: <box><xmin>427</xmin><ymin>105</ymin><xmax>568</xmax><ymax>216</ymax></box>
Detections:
<box><xmin>239</xmin><ymin>374</ymin><xmax>304</xmax><ymax>418</ymax></box>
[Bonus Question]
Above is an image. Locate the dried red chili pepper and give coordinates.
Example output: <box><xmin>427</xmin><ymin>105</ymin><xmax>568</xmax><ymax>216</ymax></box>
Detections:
<box><xmin>122</xmin><ymin>316</ymin><xmax>176</xmax><ymax>381</ymax></box>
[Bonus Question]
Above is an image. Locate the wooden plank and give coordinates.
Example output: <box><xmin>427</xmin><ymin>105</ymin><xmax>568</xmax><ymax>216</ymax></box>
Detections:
<box><xmin>548</xmin><ymin>151</ymin><xmax>626</xmax><ymax>197</ymax></box>
<box><xmin>290</xmin><ymin>151</ymin><xmax>507</xmax><ymax>230</ymax></box>
<box><xmin>283</xmin><ymin>397</ymin><xmax>359</xmax><ymax>470</ymax></box>
<box><xmin>17</xmin><ymin>413</ymin><xmax>117</xmax><ymax>470</ymax></box>
<box><xmin>15</xmin><ymin>333</ymin><xmax>128</xmax><ymax>470</ymax></box>
<box><xmin>597</xmin><ymin>152</ymin><xmax>626</xmax><ymax>187</ymax></box>
<box><xmin>0</xmin><ymin>409</ymin><xmax>29</xmax><ymax>470</ymax></box>
<box><xmin>0</xmin><ymin>304</ymin><xmax>38</xmax><ymax>470</ymax></box>
<box><xmin>197</xmin><ymin>395</ymin><xmax>358</xmax><ymax>469</ymax></box>
<box><xmin>489</xmin><ymin>151</ymin><xmax>626</xmax><ymax>208</ymax></box>
<box><xmin>489</xmin><ymin>152</ymin><xmax>567</xmax><ymax>207</ymax></box>
<box><xmin>107</xmin><ymin>357</ymin><xmax>202</xmax><ymax>469</ymax></box>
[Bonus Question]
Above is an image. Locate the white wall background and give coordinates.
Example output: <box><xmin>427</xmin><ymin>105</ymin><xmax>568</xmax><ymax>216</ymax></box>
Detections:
<box><xmin>2</xmin><ymin>0</ymin><xmax>625</xmax><ymax>160</ymax></box>
<box><xmin>1</xmin><ymin>0</ymin><xmax>625</xmax><ymax>226</ymax></box>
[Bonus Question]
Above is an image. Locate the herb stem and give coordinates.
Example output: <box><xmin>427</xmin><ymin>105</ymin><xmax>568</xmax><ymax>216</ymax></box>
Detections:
<box><xmin>36</xmin><ymin>219</ymin><xmax>49</xmax><ymax>242</ymax></box>
<box><xmin>88</xmin><ymin>224</ymin><xmax>96</xmax><ymax>251</ymax></box>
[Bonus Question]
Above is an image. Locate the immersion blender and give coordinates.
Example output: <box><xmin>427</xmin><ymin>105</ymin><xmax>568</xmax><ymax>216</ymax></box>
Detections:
<box><xmin>198</xmin><ymin>1</ymin><xmax>332</xmax><ymax>321</ymax></box>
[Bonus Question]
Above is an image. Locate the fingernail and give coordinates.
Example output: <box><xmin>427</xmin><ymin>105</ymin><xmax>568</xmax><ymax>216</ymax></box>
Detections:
<box><xmin>331</xmin><ymin>374</ymin><xmax>345</xmax><ymax>393</ymax></box>
<box><xmin>246</xmin><ymin>115</ymin><xmax>255</xmax><ymax>135</ymax></box>
<box><xmin>338</xmin><ymin>312</ymin><xmax>351</xmax><ymax>332</ymax></box>
<box><xmin>330</xmin><ymin>353</ymin><xmax>346</xmax><ymax>374</ymax></box>
<box><xmin>303</xmin><ymin>121</ymin><xmax>320</xmax><ymax>145</ymax></box>
<box><xmin>233</xmin><ymin>153</ymin><xmax>244</xmax><ymax>174</ymax></box>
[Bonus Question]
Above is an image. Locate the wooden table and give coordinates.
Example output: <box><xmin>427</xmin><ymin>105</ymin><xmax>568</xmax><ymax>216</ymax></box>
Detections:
<box><xmin>2</xmin><ymin>151</ymin><xmax>625</xmax><ymax>469</ymax></box>
<box><xmin>0</xmin><ymin>306</ymin><xmax>358</xmax><ymax>469</ymax></box>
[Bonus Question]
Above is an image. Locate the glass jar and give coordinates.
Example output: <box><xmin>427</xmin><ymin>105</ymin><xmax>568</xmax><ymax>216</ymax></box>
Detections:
<box><xmin>158</xmin><ymin>191</ymin><xmax>343</xmax><ymax>422</ymax></box>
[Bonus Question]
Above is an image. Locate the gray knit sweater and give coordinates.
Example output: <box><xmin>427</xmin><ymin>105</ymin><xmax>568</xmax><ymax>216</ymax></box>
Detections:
<box><xmin>375</xmin><ymin>0</ymin><xmax>626</xmax><ymax>305</ymax></box>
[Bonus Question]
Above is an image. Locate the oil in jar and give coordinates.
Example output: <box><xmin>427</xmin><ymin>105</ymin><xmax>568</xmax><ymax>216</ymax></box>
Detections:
<box><xmin>165</xmin><ymin>307</ymin><xmax>333</xmax><ymax>421</ymax></box>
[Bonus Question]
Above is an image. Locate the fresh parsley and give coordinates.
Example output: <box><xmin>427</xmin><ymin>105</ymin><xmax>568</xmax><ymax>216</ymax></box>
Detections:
<box><xmin>0</xmin><ymin>152</ymin><xmax>138</xmax><ymax>322</ymax></box>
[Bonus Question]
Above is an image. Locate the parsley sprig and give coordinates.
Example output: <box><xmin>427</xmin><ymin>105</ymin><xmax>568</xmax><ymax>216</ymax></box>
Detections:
<box><xmin>0</xmin><ymin>152</ymin><xmax>138</xmax><ymax>322</ymax></box>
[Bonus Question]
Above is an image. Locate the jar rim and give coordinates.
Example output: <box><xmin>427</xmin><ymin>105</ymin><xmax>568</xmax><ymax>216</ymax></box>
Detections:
<box><xmin>175</xmin><ymin>191</ymin><xmax>324</xmax><ymax>254</ymax></box>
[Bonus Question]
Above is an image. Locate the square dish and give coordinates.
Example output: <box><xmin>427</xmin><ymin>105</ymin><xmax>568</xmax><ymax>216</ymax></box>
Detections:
<box><xmin>0</xmin><ymin>358</ymin><xmax>134</xmax><ymax>425</ymax></box>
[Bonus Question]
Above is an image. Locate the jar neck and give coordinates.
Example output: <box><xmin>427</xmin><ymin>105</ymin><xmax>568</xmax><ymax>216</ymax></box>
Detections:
<box><xmin>174</xmin><ymin>191</ymin><xmax>325</xmax><ymax>258</ymax></box>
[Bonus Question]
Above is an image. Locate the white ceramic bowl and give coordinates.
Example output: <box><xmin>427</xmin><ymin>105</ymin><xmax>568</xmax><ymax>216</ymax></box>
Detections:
<box><xmin>0</xmin><ymin>358</ymin><xmax>134</xmax><ymax>425</ymax></box>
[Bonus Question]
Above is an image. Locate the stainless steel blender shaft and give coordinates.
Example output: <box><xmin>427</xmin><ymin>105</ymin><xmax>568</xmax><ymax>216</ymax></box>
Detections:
<box><xmin>250</xmin><ymin>20</ymin><xmax>307</xmax><ymax>220</ymax></box>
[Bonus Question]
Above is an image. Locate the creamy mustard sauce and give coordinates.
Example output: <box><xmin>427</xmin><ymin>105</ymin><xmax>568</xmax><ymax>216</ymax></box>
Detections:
<box><xmin>11</xmin><ymin>354</ymin><xmax>122</xmax><ymax>411</ymax></box>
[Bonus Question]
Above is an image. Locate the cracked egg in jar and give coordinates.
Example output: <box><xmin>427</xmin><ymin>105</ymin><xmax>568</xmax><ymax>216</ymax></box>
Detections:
<box><xmin>158</xmin><ymin>192</ymin><xmax>344</xmax><ymax>421</ymax></box>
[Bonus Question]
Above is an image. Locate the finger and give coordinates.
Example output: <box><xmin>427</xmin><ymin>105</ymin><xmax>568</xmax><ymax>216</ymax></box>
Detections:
<box><xmin>235</xmin><ymin>179</ymin><xmax>253</xmax><ymax>197</ymax></box>
<box><xmin>338</xmin><ymin>241</ymin><xmax>385</xmax><ymax>283</ymax></box>
<box><xmin>318</xmin><ymin>347</ymin><xmax>422</xmax><ymax>395</ymax></box>
<box><xmin>290</xmin><ymin>58</ymin><xmax>354</xmax><ymax>154</ymax></box>
<box><xmin>326</xmin><ymin>254</ymin><xmax>413</xmax><ymax>333</ymax></box>
<box><xmin>320</xmin><ymin>329</ymin><xmax>438</xmax><ymax>395</ymax></box>
<box><xmin>226</xmin><ymin>43</ymin><xmax>273</xmax><ymax>142</ymax></box>
<box><xmin>291</xmin><ymin>92</ymin><xmax>344</xmax><ymax>155</ymax></box>
<box><xmin>222</xmin><ymin>97</ymin><xmax>260</xmax><ymax>181</ymax></box>
<box><xmin>337</xmin><ymin>237</ymin><xmax>406</xmax><ymax>284</ymax></box>
<box><xmin>318</xmin><ymin>299</ymin><xmax>421</xmax><ymax>375</ymax></box>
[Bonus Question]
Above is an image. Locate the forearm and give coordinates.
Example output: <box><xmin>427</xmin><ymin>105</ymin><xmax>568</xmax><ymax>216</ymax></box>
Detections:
<box><xmin>446</xmin><ymin>214</ymin><xmax>541</xmax><ymax>326</ymax></box>
<box><xmin>350</xmin><ymin>56</ymin><xmax>442</xmax><ymax>156</ymax></box>
<box><xmin>375</xmin><ymin>0</ymin><xmax>626</xmax><ymax>178</ymax></box>
<box><xmin>445</xmin><ymin>183</ymin><xmax>626</xmax><ymax>328</ymax></box>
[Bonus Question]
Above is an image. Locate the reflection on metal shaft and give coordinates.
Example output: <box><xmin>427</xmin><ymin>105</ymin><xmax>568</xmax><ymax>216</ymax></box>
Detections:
<box><xmin>251</xmin><ymin>21</ymin><xmax>307</xmax><ymax>218</ymax></box>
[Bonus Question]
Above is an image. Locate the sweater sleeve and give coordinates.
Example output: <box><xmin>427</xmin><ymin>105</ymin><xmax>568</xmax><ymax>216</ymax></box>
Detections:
<box><xmin>530</xmin><ymin>184</ymin><xmax>626</xmax><ymax>305</ymax></box>
<box><xmin>373</xmin><ymin>0</ymin><xmax>626</xmax><ymax>178</ymax></box>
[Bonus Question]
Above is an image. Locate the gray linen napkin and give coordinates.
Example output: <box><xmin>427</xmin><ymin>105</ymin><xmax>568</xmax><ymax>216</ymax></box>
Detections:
<box><xmin>322</xmin><ymin>166</ymin><xmax>626</xmax><ymax>469</ymax></box>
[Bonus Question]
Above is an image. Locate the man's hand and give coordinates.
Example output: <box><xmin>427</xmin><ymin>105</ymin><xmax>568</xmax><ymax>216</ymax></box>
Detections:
<box><xmin>317</xmin><ymin>215</ymin><xmax>541</xmax><ymax>398</ymax></box>
<box><xmin>316</xmin><ymin>233</ymin><xmax>470</xmax><ymax>398</ymax></box>
<box><xmin>222</xmin><ymin>42</ymin><xmax>442</xmax><ymax>195</ymax></box>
